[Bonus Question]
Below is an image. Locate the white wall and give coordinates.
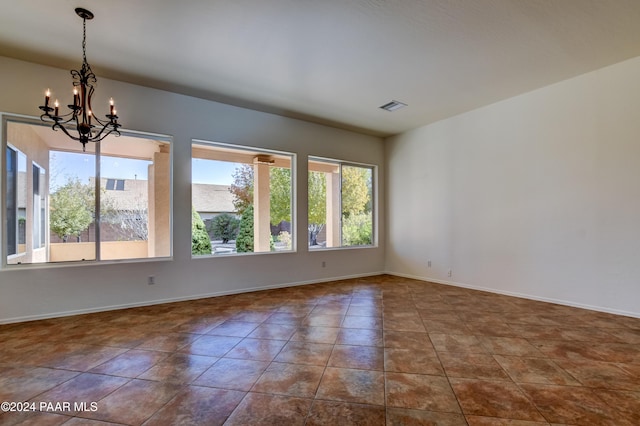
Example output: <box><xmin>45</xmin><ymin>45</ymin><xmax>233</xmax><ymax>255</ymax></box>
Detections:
<box><xmin>386</xmin><ymin>56</ymin><xmax>640</xmax><ymax>318</ymax></box>
<box><xmin>0</xmin><ymin>57</ymin><xmax>385</xmax><ymax>323</ymax></box>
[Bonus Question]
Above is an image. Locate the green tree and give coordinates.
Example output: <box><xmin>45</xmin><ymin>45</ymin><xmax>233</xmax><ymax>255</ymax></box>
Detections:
<box><xmin>235</xmin><ymin>205</ymin><xmax>254</xmax><ymax>253</ymax></box>
<box><xmin>229</xmin><ymin>165</ymin><xmax>292</xmax><ymax>225</ymax></box>
<box><xmin>341</xmin><ymin>166</ymin><xmax>370</xmax><ymax>217</ymax></box>
<box><xmin>269</xmin><ymin>167</ymin><xmax>291</xmax><ymax>224</ymax></box>
<box><xmin>308</xmin><ymin>171</ymin><xmax>326</xmax><ymax>245</ymax></box>
<box><xmin>229</xmin><ymin>164</ymin><xmax>253</xmax><ymax>215</ymax></box>
<box><xmin>49</xmin><ymin>178</ymin><xmax>94</xmax><ymax>242</ymax></box>
<box><xmin>208</xmin><ymin>213</ymin><xmax>240</xmax><ymax>244</ymax></box>
<box><xmin>192</xmin><ymin>207</ymin><xmax>211</xmax><ymax>255</ymax></box>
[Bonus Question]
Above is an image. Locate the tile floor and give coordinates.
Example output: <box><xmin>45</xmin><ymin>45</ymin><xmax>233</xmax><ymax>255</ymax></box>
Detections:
<box><xmin>1</xmin><ymin>275</ymin><xmax>639</xmax><ymax>425</ymax></box>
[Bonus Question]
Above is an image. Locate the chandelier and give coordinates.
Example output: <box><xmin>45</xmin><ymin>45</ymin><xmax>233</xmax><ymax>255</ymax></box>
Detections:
<box><xmin>39</xmin><ymin>8</ymin><xmax>121</xmax><ymax>152</ymax></box>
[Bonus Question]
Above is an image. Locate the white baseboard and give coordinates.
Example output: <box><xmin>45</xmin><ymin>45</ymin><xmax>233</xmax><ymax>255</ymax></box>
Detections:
<box><xmin>0</xmin><ymin>271</ymin><xmax>384</xmax><ymax>324</ymax></box>
<box><xmin>385</xmin><ymin>271</ymin><xmax>640</xmax><ymax>319</ymax></box>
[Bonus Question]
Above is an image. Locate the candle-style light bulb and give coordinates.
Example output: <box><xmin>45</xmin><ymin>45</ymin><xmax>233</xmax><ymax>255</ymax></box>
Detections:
<box><xmin>54</xmin><ymin>100</ymin><xmax>59</xmax><ymax>117</ymax></box>
<box><xmin>88</xmin><ymin>110</ymin><xmax>92</xmax><ymax>125</ymax></box>
<box><xmin>73</xmin><ymin>88</ymin><xmax>79</xmax><ymax>108</ymax></box>
<box><xmin>109</xmin><ymin>98</ymin><xmax>115</xmax><ymax>115</ymax></box>
<box><xmin>45</xmin><ymin>89</ymin><xmax>51</xmax><ymax>107</ymax></box>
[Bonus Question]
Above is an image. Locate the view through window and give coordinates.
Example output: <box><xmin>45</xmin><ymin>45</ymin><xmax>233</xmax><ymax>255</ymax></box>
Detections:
<box><xmin>3</xmin><ymin>118</ymin><xmax>172</xmax><ymax>266</ymax></box>
<box><xmin>191</xmin><ymin>141</ymin><xmax>294</xmax><ymax>256</ymax></box>
<box><xmin>308</xmin><ymin>157</ymin><xmax>375</xmax><ymax>249</ymax></box>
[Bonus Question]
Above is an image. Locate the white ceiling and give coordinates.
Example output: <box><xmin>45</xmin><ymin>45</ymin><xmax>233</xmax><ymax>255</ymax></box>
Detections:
<box><xmin>1</xmin><ymin>0</ymin><xmax>640</xmax><ymax>137</ymax></box>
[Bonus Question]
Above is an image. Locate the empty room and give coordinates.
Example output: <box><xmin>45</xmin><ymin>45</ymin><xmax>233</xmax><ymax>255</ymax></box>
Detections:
<box><xmin>1</xmin><ymin>1</ymin><xmax>639</xmax><ymax>425</ymax></box>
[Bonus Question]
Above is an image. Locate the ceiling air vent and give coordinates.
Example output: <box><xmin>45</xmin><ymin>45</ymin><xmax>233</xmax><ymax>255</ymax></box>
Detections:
<box><xmin>379</xmin><ymin>100</ymin><xmax>407</xmax><ymax>112</ymax></box>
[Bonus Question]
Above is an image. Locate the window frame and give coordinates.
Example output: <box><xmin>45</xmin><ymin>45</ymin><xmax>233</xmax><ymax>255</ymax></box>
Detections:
<box><xmin>191</xmin><ymin>139</ymin><xmax>297</xmax><ymax>258</ymax></box>
<box><xmin>308</xmin><ymin>156</ymin><xmax>377</xmax><ymax>251</ymax></box>
<box><xmin>1</xmin><ymin>114</ymin><xmax>174</xmax><ymax>269</ymax></box>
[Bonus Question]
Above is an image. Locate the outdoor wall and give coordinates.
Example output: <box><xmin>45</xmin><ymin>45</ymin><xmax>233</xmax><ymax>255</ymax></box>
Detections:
<box><xmin>0</xmin><ymin>56</ymin><xmax>385</xmax><ymax>323</ymax></box>
<box><xmin>386</xmin><ymin>56</ymin><xmax>640</xmax><ymax>318</ymax></box>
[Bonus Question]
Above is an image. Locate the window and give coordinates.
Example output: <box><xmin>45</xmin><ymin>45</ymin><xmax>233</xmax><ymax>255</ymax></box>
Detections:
<box><xmin>191</xmin><ymin>140</ymin><xmax>295</xmax><ymax>256</ymax></box>
<box><xmin>5</xmin><ymin>146</ymin><xmax>27</xmax><ymax>257</ymax></box>
<box><xmin>32</xmin><ymin>163</ymin><xmax>46</xmax><ymax>250</ymax></box>
<box><xmin>308</xmin><ymin>157</ymin><xmax>375</xmax><ymax>249</ymax></box>
<box><xmin>3</xmin><ymin>117</ymin><xmax>172</xmax><ymax>266</ymax></box>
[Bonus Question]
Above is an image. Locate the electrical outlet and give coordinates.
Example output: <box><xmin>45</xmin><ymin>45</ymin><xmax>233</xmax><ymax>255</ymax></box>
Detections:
<box><xmin>322</xmin><ymin>261</ymin><xmax>326</xmax><ymax>268</ymax></box>
<box><xmin>427</xmin><ymin>260</ymin><xmax>432</xmax><ymax>268</ymax></box>
<box><xmin>148</xmin><ymin>276</ymin><xmax>155</xmax><ymax>285</ymax></box>
<box><xmin>447</xmin><ymin>269</ymin><xmax>452</xmax><ymax>277</ymax></box>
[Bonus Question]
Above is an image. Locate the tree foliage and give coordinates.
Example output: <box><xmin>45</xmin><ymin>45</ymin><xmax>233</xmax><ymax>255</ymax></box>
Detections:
<box><xmin>191</xmin><ymin>206</ymin><xmax>212</xmax><ymax>255</ymax></box>
<box><xmin>341</xmin><ymin>166</ymin><xmax>371</xmax><ymax>217</ymax></box>
<box><xmin>342</xmin><ymin>212</ymin><xmax>373</xmax><ymax>246</ymax></box>
<box><xmin>269</xmin><ymin>167</ymin><xmax>291</xmax><ymax>224</ymax></box>
<box><xmin>229</xmin><ymin>164</ymin><xmax>254</xmax><ymax>215</ymax></box>
<box><xmin>229</xmin><ymin>164</ymin><xmax>292</xmax><ymax>225</ymax></box>
<box><xmin>208</xmin><ymin>213</ymin><xmax>240</xmax><ymax>244</ymax></box>
<box><xmin>235</xmin><ymin>205</ymin><xmax>254</xmax><ymax>253</ymax></box>
<box><xmin>308</xmin><ymin>171</ymin><xmax>327</xmax><ymax>245</ymax></box>
<box><xmin>49</xmin><ymin>178</ymin><xmax>94</xmax><ymax>242</ymax></box>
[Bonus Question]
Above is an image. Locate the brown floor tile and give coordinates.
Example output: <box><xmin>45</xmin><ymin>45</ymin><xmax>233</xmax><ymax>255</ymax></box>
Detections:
<box><xmin>89</xmin><ymin>349</ymin><xmax>168</xmax><ymax>378</ymax></box>
<box><xmin>137</xmin><ymin>353</ymin><xmax>218</xmax><ymax>384</ymax></box>
<box><xmin>180</xmin><ymin>335</ymin><xmax>242</xmax><ymax>357</ymax></box>
<box><xmin>76</xmin><ymin>379</ymin><xmax>182</xmax><ymax>424</ymax></box>
<box><xmin>251</xmin><ymin>362</ymin><xmax>324</xmax><ymax>397</ymax></box>
<box><xmin>2</xmin><ymin>275</ymin><xmax>638</xmax><ymax>425</ymax></box>
<box><xmin>386</xmin><ymin>372</ymin><xmax>461</xmax><ymax>413</ymax></box>
<box><xmin>316</xmin><ymin>367</ymin><xmax>385</xmax><ymax>405</ymax></box>
<box><xmin>0</xmin><ymin>411</ymin><xmax>70</xmax><ymax>426</ymax></box>
<box><xmin>346</xmin><ymin>306</ymin><xmax>381</xmax><ymax>317</ymax></box>
<box><xmin>0</xmin><ymin>367</ymin><xmax>79</xmax><ymax>401</ymax></box>
<box><xmin>136</xmin><ymin>332</ymin><xmax>198</xmax><ymax>352</ymax></box>
<box><xmin>34</xmin><ymin>373</ymin><xmax>129</xmax><ymax>415</ymax></box>
<box><xmin>54</xmin><ymin>345</ymin><xmax>129</xmax><ymax>371</ymax></box>
<box><xmin>554</xmin><ymin>359</ymin><xmax>640</xmax><ymax>391</ymax></box>
<box><xmin>290</xmin><ymin>327</ymin><xmax>340</xmax><ymax>344</ymax></box>
<box><xmin>328</xmin><ymin>345</ymin><xmax>384</xmax><ymax>370</ymax></box>
<box><xmin>385</xmin><ymin>348</ymin><xmax>444</xmax><ymax>375</ymax></box>
<box><xmin>479</xmin><ymin>337</ymin><xmax>546</xmax><ymax>357</ymax></box>
<box><xmin>207</xmin><ymin>320</ymin><xmax>261</xmax><ymax>337</ymax></box>
<box><xmin>383</xmin><ymin>330</ymin><xmax>433</xmax><ymax>350</ymax></box>
<box><xmin>223</xmin><ymin>338</ymin><xmax>286</xmax><ymax>362</ymax></box>
<box><xmin>228</xmin><ymin>311</ymin><xmax>274</xmax><ymax>323</ymax></box>
<box><xmin>494</xmin><ymin>355</ymin><xmax>581</xmax><ymax>385</ymax></box>
<box><xmin>386</xmin><ymin>408</ymin><xmax>467</xmax><ymax>425</ymax></box>
<box><xmin>450</xmin><ymin>378</ymin><xmax>546</xmax><ymax>422</ymax></box>
<box><xmin>275</xmin><ymin>341</ymin><xmax>334</xmax><ymax>366</ymax></box>
<box><xmin>302</xmin><ymin>314</ymin><xmax>344</xmax><ymax>327</ymax></box>
<box><xmin>430</xmin><ymin>333</ymin><xmax>488</xmax><ymax>354</ymax></box>
<box><xmin>193</xmin><ymin>358</ymin><xmax>269</xmax><ymax>391</ymax></box>
<box><xmin>247</xmin><ymin>323</ymin><xmax>297</xmax><ymax>340</ymax></box>
<box><xmin>341</xmin><ymin>315</ymin><xmax>382</xmax><ymax>330</ymax></box>
<box><xmin>224</xmin><ymin>393</ymin><xmax>312</xmax><ymax>426</ymax></box>
<box><xmin>520</xmin><ymin>383</ymin><xmax>622</xmax><ymax>425</ymax></box>
<box><xmin>307</xmin><ymin>400</ymin><xmax>385</xmax><ymax>425</ymax></box>
<box><xmin>143</xmin><ymin>385</ymin><xmax>245</xmax><ymax>426</ymax></box>
<box><xmin>531</xmin><ymin>339</ymin><xmax>607</xmax><ymax>362</ymax></box>
<box><xmin>383</xmin><ymin>317</ymin><xmax>427</xmax><ymax>332</ymax></box>
<box><xmin>595</xmin><ymin>389</ymin><xmax>640</xmax><ymax>425</ymax></box>
<box><xmin>465</xmin><ymin>415</ymin><xmax>550</xmax><ymax>425</ymax></box>
<box><xmin>336</xmin><ymin>328</ymin><xmax>383</xmax><ymax>347</ymax></box>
